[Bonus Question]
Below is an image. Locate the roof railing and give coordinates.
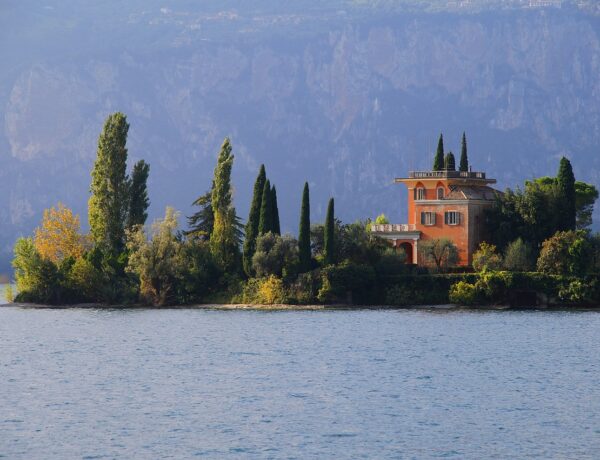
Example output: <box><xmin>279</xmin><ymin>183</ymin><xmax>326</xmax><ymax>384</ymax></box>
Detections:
<box><xmin>408</xmin><ymin>171</ymin><xmax>486</xmax><ymax>179</ymax></box>
<box><xmin>370</xmin><ymin>224</ymin><xmax>417</xmax><ymax>233</ymax></box>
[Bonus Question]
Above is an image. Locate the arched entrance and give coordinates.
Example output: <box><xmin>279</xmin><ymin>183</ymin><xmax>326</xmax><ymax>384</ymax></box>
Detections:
<box><xmin>398</xmin><ymin>242</ymin><xmax>413</xmax><ymax>264</ymax></box>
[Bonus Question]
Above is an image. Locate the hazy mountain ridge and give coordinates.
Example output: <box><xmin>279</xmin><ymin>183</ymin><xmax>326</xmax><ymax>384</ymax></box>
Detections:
<box><xmin>1</xmin><ymin>2</ymin><xmax>600</xmax><ymax>270</ymax></box>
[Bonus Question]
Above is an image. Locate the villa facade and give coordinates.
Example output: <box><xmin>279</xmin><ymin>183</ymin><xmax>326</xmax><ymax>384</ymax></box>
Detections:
<box><xmin>371</xmin><ymin>170</ymin><xmax>500</xmax><ymax>266</ymax></box>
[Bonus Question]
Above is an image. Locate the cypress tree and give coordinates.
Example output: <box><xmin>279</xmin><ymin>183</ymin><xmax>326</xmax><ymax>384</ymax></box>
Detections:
<box><xmin>459</xmin><ymin>132</ymin><xmax>468</xmax><ymax>172</ymax></box>
<box><xmin>444</xmin><ymin>152</ymin><xmax>456</xmax><ymax>171</ymax></box>
<box><xmin>271</xmin><ymin>185</ymin><xmax>281</xmax><ymax>235</ymax></box>
<box><xmin>127</xmin><ymin>160</ymin><xmax>150</xmax><ymax>229</ymax></box>
<box><xmin>209</xmin><ymin>137</ymin><xmax>239</xmax><ymax>270</ymax></box>
<box><xmin>324</xmin><ymin>197</ymin><xmax>335</xmax><ymax>266</ymax></box>
<box><xmin>433</xmin><ymin>133</ymin><xmax>444</xmax><ymax>171</ymax></box>
<box><xmin>258</xmin><ymin>179</ymin><xmax>273</xmax><ymax>235</ymax></box>
<box><xmin>243</xmin><ymin>165</ymin><xmax>266</xmax><ymax>275</ymax></box>
<box><xmin>88</xmin><ymin>112</ymin><xmax>130</xmax><ymax>253</ymax></box>
<box><xmin>298</xmin><ymin>182</ymin><xmax>311</xmax><ymax>272</ymax></box>
<box><xmin>557</xmin><ymin>156</ymin><xmax>576</xmax><ymax>231</ymax></box>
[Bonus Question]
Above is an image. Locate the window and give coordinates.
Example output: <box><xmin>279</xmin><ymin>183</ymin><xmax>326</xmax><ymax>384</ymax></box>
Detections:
<box><xmin>445</xmin><ymin>211</ymin><xmax>460</xmax><ymax>225</ymax></box>
<box><xmin>437</xmin><ymin>187</ymin><xmax>444</xmax><ymax>199</ymax></box>
<box><xmin>415</xmin><ymin>187</ymin><xmax>425</xmax><ymax>200</ymax></box>
<box><xmin>420</xmin><ymin>212</ymin><xmax>436</xmax><ymax>226</ymax></box>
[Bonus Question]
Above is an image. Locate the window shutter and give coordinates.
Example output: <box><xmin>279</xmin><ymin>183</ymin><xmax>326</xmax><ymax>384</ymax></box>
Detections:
<box><xmin>458</xmin><ymin>212</ymin><xmax>461</xmax><ymax>224</ymax></box>
<box><xmin>413</xmin><ymin>188</ymin><xmax>416</xmax><ymax>200</ymax></box>
<box><xmin>433</xmin><ymin>213</ymin><xmax>436</xmax><ymax>225</ymax></box>
<box><xmin>444</xmin><ymin>212</ymin><xmax>448</xmax><ymax>224</ymax></box>
<box><xmin>420</xmin><ymin>212</ymin><xmax>424</xmax><ymax>225</ymax></box>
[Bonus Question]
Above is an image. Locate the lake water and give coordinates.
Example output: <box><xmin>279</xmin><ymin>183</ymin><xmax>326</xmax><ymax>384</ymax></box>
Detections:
<box><xmin>1</xmin><ymin>307</ymin><xmax>599</xmax><ymax>459</ymax></box>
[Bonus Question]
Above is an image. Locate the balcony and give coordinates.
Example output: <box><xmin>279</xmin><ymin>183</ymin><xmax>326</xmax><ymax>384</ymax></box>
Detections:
<box><xmin>407</xmin><ymin>171</ymin><xmax>486</xmax><ymax>179</ymax></box>
<box><xmin>371</xmin><ymin>223</ymin><xmax>417</xmax><ymax>233</ymax></box>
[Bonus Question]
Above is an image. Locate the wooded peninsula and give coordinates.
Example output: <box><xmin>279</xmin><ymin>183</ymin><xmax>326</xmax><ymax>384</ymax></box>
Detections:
<box><xmin>9</xmin><ymin>113</ymin><xmax>600</xmax><ymax>308</ymax></box>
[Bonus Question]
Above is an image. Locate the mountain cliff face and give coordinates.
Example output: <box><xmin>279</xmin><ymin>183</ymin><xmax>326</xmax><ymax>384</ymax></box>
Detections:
<box><xmin>1</xmin><ymin>2</ymin><xmax>600</xmax><ymax>268</ymax></box>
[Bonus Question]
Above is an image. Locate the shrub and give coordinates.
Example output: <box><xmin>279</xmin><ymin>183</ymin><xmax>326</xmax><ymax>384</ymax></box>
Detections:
<box><xmin>317</xmin><ymin>262</ymin><xmax>376</xmax><ymax>304</ymax></box>
<box><xmin>558</xmin><ymin>279</ymin><xmax>596</xmax><ymax>304</ymax></box>
<box><xmin>238</xmin><ymin>276</ymin><xmax>287</xmax><ymax>304</ymax></box>
<box><xmin>503</xmin><ymin>238</ymin><xmax>533</xmax><ymax>272</ymax></box>
<box><xmin>472</xmin><ymin>242</ymin><xmax>503</xmax><ymax>272</ymax></box>
<box><xmin>287</xmin><ymin>271</ymin><xmax>320</xmax><ymax>304</ymax></box>
<box><xmin>537</xmin><ymin>230</ymin><xmax>591</xmax><ymax>276</ymax></box>
<box><xmin>449</xmin><ymin>281</ymin><xmax>478</xmax><ymax>305</ymax></box>
<box><xmin>252</xmin><ymin>232</ymin><xmax>299</xmax><ymax>279</ymax></box>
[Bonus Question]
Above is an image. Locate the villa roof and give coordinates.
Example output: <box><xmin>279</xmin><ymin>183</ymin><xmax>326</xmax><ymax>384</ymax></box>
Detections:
<box><xmin>444</xmin><ymin>185</ymin><xmax>500</xmax><ymax>201</ymax></box>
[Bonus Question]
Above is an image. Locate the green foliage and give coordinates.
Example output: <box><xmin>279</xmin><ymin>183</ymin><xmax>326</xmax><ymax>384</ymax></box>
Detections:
<box><xmin>317</xmin><ymin>262</ymin><xmax>376</xmax><ymax>304</ymax></box>
<box><xmin>418</xmin><ymin>238</ymin><xmax>459</xmax><ymax>271</ymax></box>
<box><xmin>459</xmin><ymin>132</ymin><xmax>468</xmax><ymax>172</ymax></box>
<box><xmin>444</xmin><ymin>152</ymin><xmax>456</xmax><ymax>171</ymax></box>
<box><xmin>126</xmin><ymin>207</ymin><xmax>184</xmax><ymax>306</ymax></box>
<box><xmin>238</xmin><ymin>275</ymin><xmax>288</xmax><ymax>305</ymax></box>
<box><xmin>503</xmin><ymin>238</ymin><xmax>533</xmax><ymax>272</ymax></box>
<box><xmin>175</xmin><ymin>240</ymin><xmax>220</xmax><ymax>304</ymax></box>
<box><xmin>287</xmin><ymin>271</ymin><xmax>320</xmax><ymax>304</ymax></box>
<box><xmin>243</xmin><ymin>166</ymin><xmax>267</xmax><ymax>276</ymax></box>
<box><xmin>324</xmin><ymin>198</ymin><xmax>335</xmax><ymax>265</ymax></box>
<box><xmin>185</xmin><ymin>188</ymin><xmax>214</xmax><ymax>241</ymax></box>
<box><xmin>271</xmin><ymin>185</ymin><xmax>281</xmax><ymax>235</ymax></box>
<box><xmin>558</xmin><ymin>279</ymin><xmax>597</xmax><ymax>304</ymax></box>
<box><xmin>252</xmin><ymin>232</ymin><xmax>299</xmax><ymax>279</ymax></box>
<box><xmin>298</xmin><ymin>182</ymin><xmax>311</xmax><ymax>272</ymax></box>
<box><xmin>575</xmin><ymin>181</ymin><xmax>598</xmax><ymax>229</ymax></box>
<box><xmin>374</xmin><ymin>213</ymin><xmax>389</xmax><ymax>224</ymax></box>
<box><xmin>88</xmin><ymin>112</ymin><xmax>130</xmax><ymax>254</ymax></box>
<box><xmin>127</xmin><ymin>159</ymin><xmax>150</xmax><ymax>229</ymax></box>
<box><xmin>258</xmin><ymin>179</ymin><xmax>273</xmax><ymax>235</ymax></box>
<box><xmin>209</xmin><ymin>138</ymin><xmax>242</xmax><ymax>272</ymax></box>
<box><xmin>449</xmin><ymin>280</ymin><xmax>478</xmax><ymax>305</ymax></box>
<box><xmin>556</xmin><ymin>156</ymin><xmax>576</xmax><ymax>231</ymax></box>
<box><xmin>472</xmin><ymin>242</ymin><xmax>502</xmax><ymax>272</ymax></box>
<box><xmin>536</xmin><ymin>230</ymin><xmax>591</xmax><ymax>276</ymax></box>
<box><xmin>433</xmin><ymin>133</ymin><xmax>444</xmax><ymax>171</ymax></box>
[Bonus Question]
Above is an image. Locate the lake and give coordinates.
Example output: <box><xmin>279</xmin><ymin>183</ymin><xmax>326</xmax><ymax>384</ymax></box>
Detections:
<box><xmin>1</xmin><ymin>307</ymin><xmax>599</xmax><ymax>459</ymax></box>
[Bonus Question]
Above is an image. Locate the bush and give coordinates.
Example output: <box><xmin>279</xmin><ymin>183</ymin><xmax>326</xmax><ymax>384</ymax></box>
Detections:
<box><xmin>472</xmin><ymin>242</ymin><xmax>503</xmax><ymax>272</ymax></box>
<box><xmin>537</xmin><ymin>230</ymin><xmax>591</xmax><ymax>276</ymax></box>
<box><xmin>287</xmin><ymin>271</ymin><xmax>321</xmax><ymax>304</ymax></box>
<box><xmin>252</xmin><ymin>232</ymin><xmax>299</xmax><ymax>279</ymax></box>
<box><xmin>503</xmin><ymin>238</ymin><xmax>534</xmax><ymax>272</ymax></box>
<box><xmin>317</xmin><ymin>262</ymin><xmax>376</xmax><ymax>304</ymax></box>
<box><xmin>449</xmin><ymin>281</ymin><xmax>478</xmax><ymax>305</ymax></box>
<box><xmin>558</xmin><ymin>279</ymin><xmax>597</xmax><ymax>304</ymax></box>
<box><xmin>238</xmin><ymin>276</ymin><xmax>287</xmax><ymax>304</ymax></box>
<box><xmin>418</xmin><ymin>239</ymin><xmax>459</xmax><ymax>272</ymax></box>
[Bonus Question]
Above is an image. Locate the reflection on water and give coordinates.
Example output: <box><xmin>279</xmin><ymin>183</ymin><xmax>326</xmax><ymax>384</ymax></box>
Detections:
<box><xmin>1</xmin><ymin>308</ymin><xmax>599</xmax><ymax>458</ymax></box>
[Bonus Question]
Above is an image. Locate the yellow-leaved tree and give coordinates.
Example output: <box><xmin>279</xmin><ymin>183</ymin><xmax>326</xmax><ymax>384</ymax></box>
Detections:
<box><xmin>33</xmin><ymin>203</ymin><xmax>88</xmax><ymax>263</ymax></box>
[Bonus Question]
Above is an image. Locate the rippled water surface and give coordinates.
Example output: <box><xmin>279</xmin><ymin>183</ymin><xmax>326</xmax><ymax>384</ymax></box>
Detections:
<box><xmin>1</xmin><ymin>307</ymin><xmax>600</xmax><ymax>459</ymax></box>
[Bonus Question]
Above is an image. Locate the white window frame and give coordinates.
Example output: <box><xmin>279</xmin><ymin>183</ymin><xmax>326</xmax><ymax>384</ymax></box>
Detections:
<box><xmin>421</xmin><ymin>211</ymin><xmax>436</xmax><ymax>226</ymax></box>
<box><xmin>437</xmin><ymin>187</ymin><xmax>444</xmax><ymax>199</ymax></box>
<box><xmin>445</xmin><ymin>211</ymin><xmax>460</xmax><ymax>226</ymax></box>
<box><xmin>416</xmin><ymin>187</ymin><xmax>425</xmax><ymax>201</ymax></box>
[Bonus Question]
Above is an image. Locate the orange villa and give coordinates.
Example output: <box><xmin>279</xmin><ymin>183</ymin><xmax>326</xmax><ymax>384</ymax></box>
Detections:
<box><xmin>371</xmin><ymin>168</ymin><xmax>500</xmax><ymax>266</ymax></box>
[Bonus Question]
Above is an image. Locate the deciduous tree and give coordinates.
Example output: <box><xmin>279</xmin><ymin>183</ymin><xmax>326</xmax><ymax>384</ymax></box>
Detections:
<box><xmin>34</xmin><ymin>203</ymin><xmax>87</xmax><ymax>263</ymax></box>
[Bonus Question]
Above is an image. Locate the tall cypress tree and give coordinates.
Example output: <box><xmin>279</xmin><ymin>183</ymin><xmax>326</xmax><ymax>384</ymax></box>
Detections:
<box><xmin>271</xmin><ymin>185</ymin><xmax>281</xmax><ymax>235</ymax></box>
<box><xmin>459</xmin><ymin>132</ymin><xmax>468</xmax><ymax>172</ymax></box>
<box><xmin>258</xmin><ymin>179</ymin><xmax>273</xmax><ymax>235</ymax></box>
<box><xmin>444</xmin><ymin>152</ymin><xmax>456</xmax><ymax>171</ymax></box>
<box><xmin>89</xmin><ymin>112</ymin><xmax>130</xmax><ymax>253</ymax></box>
<box><xmin>298</xmin><ymin>182</ymin><xmax>311</xmax><ymax>272</ymax></box>
<box><xmin>433</xmin><ymin>133</ymin><xmax>444</xmax><ymax>171</ymax></box>
<box><xmin>209</xmin><ymin>137</ymin><xmax>240</xmax><ymax>270</ymax></box>
<box><xmin>243</xmin><ymin>165</ymin><xmax>266</xmax><ymax>275</ymax></box>
<box><xmin>127</xmin><ymin>160</ymin><xmax>150</xmax><ymax>229</ymax></box>
<box><xmin>557</xmin><ymin>156</ymin><xmax>576</xmax><ymax>231</ymax></box>
<box><xmin>324</xmin><ymin>197</ymin><xmax>335</xmax><ymax>266</ymax></box>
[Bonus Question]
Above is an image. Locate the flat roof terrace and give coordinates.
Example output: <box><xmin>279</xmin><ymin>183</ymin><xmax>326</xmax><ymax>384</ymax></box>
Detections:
<box><xmin>396</xmin><ymin>170</ymin><xmax>496</xmax><ymax>184</ymax></box>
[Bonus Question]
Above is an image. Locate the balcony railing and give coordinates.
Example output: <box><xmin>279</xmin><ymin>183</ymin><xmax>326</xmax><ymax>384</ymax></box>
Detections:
<box><xmin>371</xmin><ymin>224</ymin><xmax>417</xmax><ymax>233</ymax></box>
<box><xmin>408</xmin><ymin>171</ymin><xmax>486</xmax><ymax>179</ymax></box>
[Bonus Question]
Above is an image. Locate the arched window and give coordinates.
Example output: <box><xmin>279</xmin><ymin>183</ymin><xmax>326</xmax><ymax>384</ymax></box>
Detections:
<box><xmin>414</xmin><ymin>187</ymin><xmax>425</xmax><ymax>200</ymax></box>
<box><xmin>437</xmin><ymin>187</ymin><xmax>444</xmax><ymax>199</ymax></box>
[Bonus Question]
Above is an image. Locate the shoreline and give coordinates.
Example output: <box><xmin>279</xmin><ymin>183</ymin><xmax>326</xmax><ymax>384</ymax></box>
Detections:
<box><xmin>3</xmin><ymin>302</ymin><xmax>600</xmax><ymax>311</ymax></box>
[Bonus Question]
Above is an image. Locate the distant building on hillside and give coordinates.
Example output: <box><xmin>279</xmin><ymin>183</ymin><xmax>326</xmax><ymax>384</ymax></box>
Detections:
<box><xmin>371</xmin><ymin>168</ymin><xmax>500</xmax><ymax>266</ymax></box>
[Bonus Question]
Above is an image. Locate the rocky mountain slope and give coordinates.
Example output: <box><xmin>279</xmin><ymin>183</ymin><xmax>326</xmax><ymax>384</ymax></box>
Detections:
<box><xmin>1</xmin><ymin>1</ymin><xmax>600</xmax><ymax>270</ymax></box>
